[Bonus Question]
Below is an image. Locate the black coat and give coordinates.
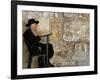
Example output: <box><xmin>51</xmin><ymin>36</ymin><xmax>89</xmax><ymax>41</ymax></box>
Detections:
<box><xmin>23</xmin><ymin>28</ymin><xmax>41</xmax><ymax>46</ymax></box>
<box><xmin>23</xmin><ymin>28</ymin><xmax>54</xmax><ymax>58</ymax></box>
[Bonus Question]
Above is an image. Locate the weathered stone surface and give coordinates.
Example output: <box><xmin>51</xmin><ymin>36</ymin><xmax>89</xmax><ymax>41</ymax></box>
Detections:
<box><xmin>22</xmin><ymin>11</ymin><xmax>90</xmax><ymax>68</ymax></box>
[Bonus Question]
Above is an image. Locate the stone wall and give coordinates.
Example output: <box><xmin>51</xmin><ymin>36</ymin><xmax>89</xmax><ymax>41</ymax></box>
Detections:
<box><xmin>22</xmin><ymin>11</ymin><xmax>90</xmax><ymax>68</ymax></box>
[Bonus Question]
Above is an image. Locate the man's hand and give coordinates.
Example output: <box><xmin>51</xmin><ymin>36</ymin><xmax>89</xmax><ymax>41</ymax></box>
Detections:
<box><xmin>37</xmin><ymin>34</ymin><xmax>43</xmax><ymax>37</ymax></box>
<box><xmin>39</xmin><ymin>33</ymin><xmax>52</xmax><ymax>37</ymax></box>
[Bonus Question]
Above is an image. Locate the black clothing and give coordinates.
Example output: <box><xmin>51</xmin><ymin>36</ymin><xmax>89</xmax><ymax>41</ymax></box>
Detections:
<box><xmin>23</xmin><ymin>28</ymin><xmax>54</xmax><ymax>68</ymax></box>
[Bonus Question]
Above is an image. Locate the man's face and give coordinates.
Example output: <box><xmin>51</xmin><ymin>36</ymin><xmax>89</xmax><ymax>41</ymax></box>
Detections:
<box><xmin>30</xmin><ymin>23</ymin><xmax>38</xmax><ymax>30</ymax></box>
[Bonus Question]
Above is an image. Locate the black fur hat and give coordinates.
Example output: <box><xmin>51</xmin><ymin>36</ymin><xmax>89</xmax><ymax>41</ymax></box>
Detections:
<box><xmin>25</xmin><ymin>19</ymin><xmax>39</xmax><ymax>27</ymax></box>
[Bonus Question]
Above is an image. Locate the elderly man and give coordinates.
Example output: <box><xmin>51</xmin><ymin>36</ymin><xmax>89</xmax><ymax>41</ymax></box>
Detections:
<box><xmin>23</xmin><ymin>19</ymin><xmax>54</xmax><ymax>68</ymax></box>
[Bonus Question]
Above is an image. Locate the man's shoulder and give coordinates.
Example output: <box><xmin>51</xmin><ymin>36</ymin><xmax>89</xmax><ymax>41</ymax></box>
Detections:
<box><xmin>24</xmin><ymin>28</ymin><xmax>31</xmax><ymax>33</ymax></box>
<box><xmin>23</xmin><ymin>28</ymin><xmax>30</xmax><ymax>36</ymax></box>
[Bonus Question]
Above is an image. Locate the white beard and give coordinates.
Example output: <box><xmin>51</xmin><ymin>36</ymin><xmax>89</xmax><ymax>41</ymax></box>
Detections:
<box><xmin>31</xmin><ymin>29</ymin><xmax>38</xmax><ymax>36</ymax></box>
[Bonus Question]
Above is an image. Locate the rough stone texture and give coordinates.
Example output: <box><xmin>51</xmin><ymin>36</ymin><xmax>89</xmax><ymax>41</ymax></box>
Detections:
<box><xmin>22</xmin><ymin>11</ymin><xmax>90</xmax><ymax>68</ymax></box>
